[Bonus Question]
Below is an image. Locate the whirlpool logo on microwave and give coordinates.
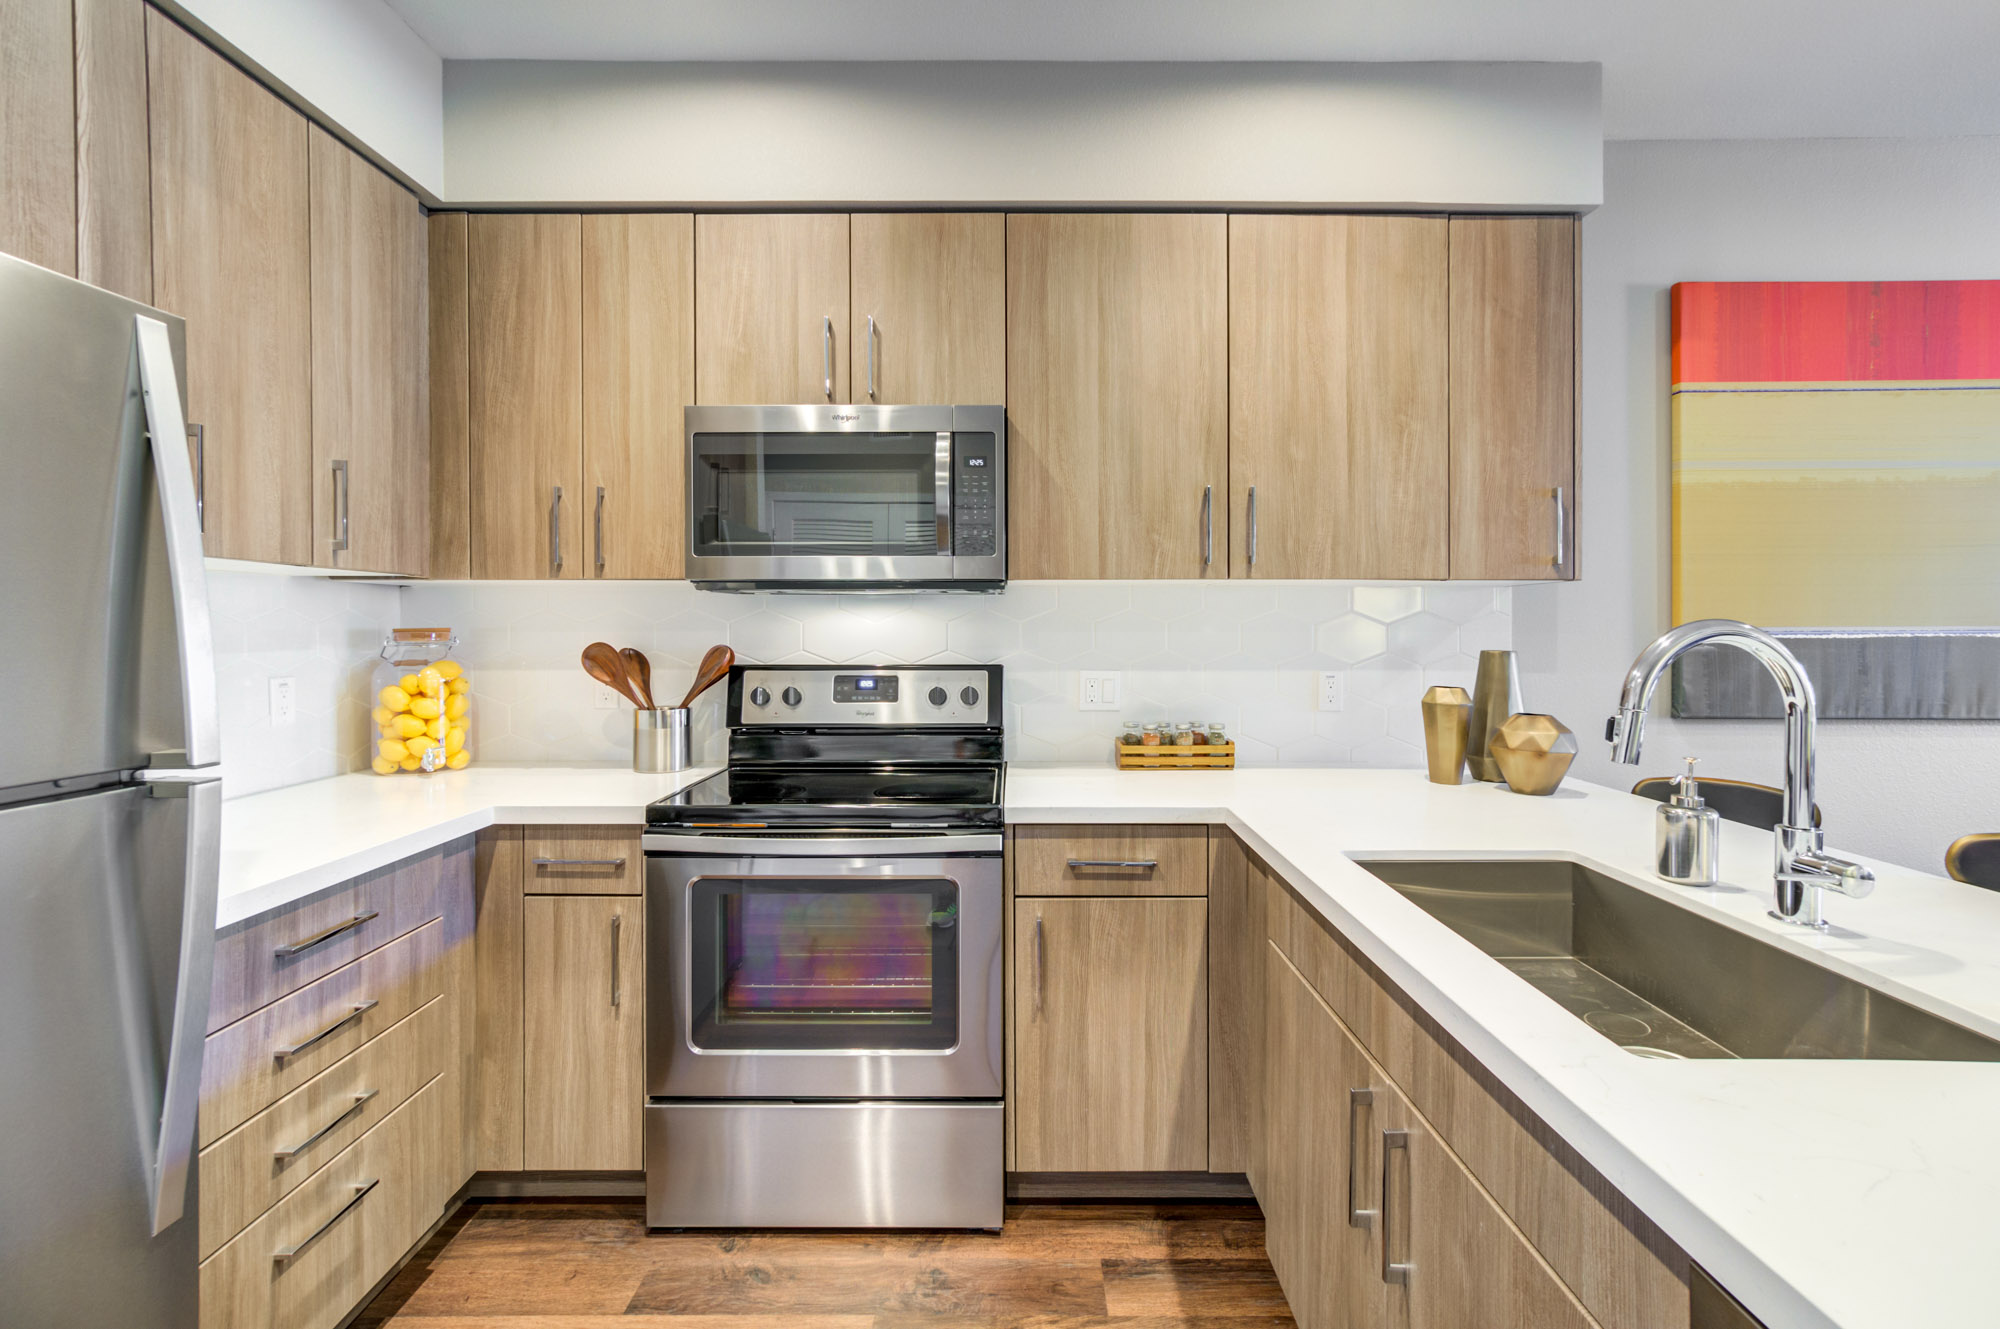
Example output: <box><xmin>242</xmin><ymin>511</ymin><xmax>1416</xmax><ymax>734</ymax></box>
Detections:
<box><xmin>830</xmin><ymin>412</ymin><xmax>861</xmax><ymax>422</ymax></box>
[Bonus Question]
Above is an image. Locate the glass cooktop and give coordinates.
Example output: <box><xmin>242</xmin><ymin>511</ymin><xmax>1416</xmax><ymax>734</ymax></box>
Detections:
<box><xmin>647</xmin><ymin>764</ymin><xmax>1004</xmax><ymax>830</ymax></box>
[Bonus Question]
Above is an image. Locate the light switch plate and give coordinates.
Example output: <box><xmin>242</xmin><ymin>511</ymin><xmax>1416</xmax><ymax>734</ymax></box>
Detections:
<box><xmin>1316</xmin><ymin>671</ymin><xmax>1344</xmax><ymax>712</ymax></box>
<box><xmin>1078</xmin><ymin>671</ymin><xmax>1122</xmax><ymax>711</ymax></box>
<box><xmin>268</xmin><ymin>676</ymin><xmax>296</xmax><ymax>728</ymax></box>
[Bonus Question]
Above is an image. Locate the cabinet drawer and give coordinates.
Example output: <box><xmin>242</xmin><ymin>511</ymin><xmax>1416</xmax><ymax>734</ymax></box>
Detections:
<box><xmin>201</xmin><ymin>919</ymin><xmax>445</xmax><ymax>1146</ymax></box>
<box><xmin>199</xmin><ymin>994</ymin><xmax>449</xmax><ymax>1260</ymax></box>
<box><xmin>522</xmin><ymin>825</ymin><xmax>641</xmax><ymax>895</ymax></box>
<box><xmin>1013</xmin><ymin>825</ymin><xmax>1207</xmax><ymax>896</ymax></box>
<box><xmin>200</xmin><ymin>1073</ymin><xmax>450</xmax><ymax>1329</ymax></box>
<box><xmin>210</xmin><ymin>846</ymin><xmax>445</xmax><ymax>1031</ymax></box>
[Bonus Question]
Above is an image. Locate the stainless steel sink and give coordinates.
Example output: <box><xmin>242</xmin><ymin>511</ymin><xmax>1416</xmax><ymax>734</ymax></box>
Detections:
<box><xmin>1357</xmin><ymin>859</ymin><xmax>2000</xmax><ymax>1062</ymax></box>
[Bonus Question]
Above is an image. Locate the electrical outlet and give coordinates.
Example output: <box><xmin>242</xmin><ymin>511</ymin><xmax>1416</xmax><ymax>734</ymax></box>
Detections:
<box><xmin>268</xmin><ymin>677</ymin><xmax>296</xmax><ymax>728</ymax></box>
<box><xmin>593</xmin><ymin>681</ymin><xmax>621</xmax><ymax>710</ymax></box>
<box><xmin>1316</xmin><ymin>671</ymin><xmax>1344</xmax><ymax>712</ymax></box>
<box><xmin>1078</xmin><ymin>671</ymin><xmax>1122</xmax><ymax>711</ymax></box>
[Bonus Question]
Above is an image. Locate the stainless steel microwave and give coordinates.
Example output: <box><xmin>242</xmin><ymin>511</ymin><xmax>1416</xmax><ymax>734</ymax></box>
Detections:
<box><xmin>685</xmin><ymin>404</ymin><xmax>1005</xmax><ymax>592</ymax></box>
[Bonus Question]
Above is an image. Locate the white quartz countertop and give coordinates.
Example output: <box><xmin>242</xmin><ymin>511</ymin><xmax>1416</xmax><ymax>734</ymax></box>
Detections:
<box><xmin>217</xmin><ymin>762</ymin><xmax>2000</xmax><ymax>1328</ymax></box>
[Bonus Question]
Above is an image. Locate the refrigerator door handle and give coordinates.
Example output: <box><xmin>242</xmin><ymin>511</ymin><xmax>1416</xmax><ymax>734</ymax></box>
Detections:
<box><xmin>137</xmin><ymin>777</ymin><xmax>220</xmax><ymax>1234</ymax></box>
<box><xmin>135</xmin><ymin>315</ymin><xmax>220</xmax><ymax>770</ymax></box>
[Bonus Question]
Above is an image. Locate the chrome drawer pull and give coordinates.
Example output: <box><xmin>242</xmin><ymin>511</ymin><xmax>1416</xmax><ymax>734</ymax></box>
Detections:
<box><xmin>1347</xmin><ymin>1088</ymin><xmax>1376</xmax><ymax>1228</ymax></box>
<box><xmin>1066</xmin><ymin>859</ymin><xmax>1158</xmax><ymax>869</ymax></box>
<box><xmin>272</xmin><ymin>1000</ymin><xmax>379</xmax><ymax>1063</ymax></box>
<box><xmin>1552</xmin><ymin>485</ymin><xmax>1567</xmax><ymax>572</ymax></box>
<box><xmin>274</xmin><ymin>911</ymin><xmax>379</xmax><ymax>958</ymax></box>
<box><xmin>1201</xmin><ymin>484</ymin><xmax>1213</xmax><ymax>566</ymax></box>
<box><xmin>532</xmin><ymin>857</ymin><xmax>627</xmax><ymax>869</ymax></box>
<box><xmin>1033</xmin><ymin>914</ymin><xmax>1045</xmax><ymax>1016</ymax></box>
<box><xmin>272</xmin><ymin>1089</ymin><xmax>379</xmax><ymax>1160</ymax></box>
<box><xmin>330</xmin><ymin>460</ymin><xmax>350</xmax><ymax>553</ymax></box>
<box><xmin>610</xmin><ymin>913</ymin><xmax>623</xmax><ymax>1009</ymax></box>
<box><xmin>1381</xmin><ymin>1127</ymin><xmax>1412</xmax><ymax>1285</ymax></box>
<box><xmin>273</xmin><ymin>1178</ymin><xmax>378</xmax><ymax>1266</ymax></box>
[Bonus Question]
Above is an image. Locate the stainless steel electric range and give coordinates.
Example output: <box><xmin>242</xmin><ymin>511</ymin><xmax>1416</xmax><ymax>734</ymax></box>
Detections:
<box><xmin>642</xmin><ymin>664</ymin><xmax>1005</xmax><ymax>1231</ymax></box>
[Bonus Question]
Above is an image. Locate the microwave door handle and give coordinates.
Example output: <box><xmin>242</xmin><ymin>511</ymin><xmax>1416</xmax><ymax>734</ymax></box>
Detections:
<box><xmin>934</xmin><ymin>430</ymin><xmax>953</xmax><ymax>555</ymax></box>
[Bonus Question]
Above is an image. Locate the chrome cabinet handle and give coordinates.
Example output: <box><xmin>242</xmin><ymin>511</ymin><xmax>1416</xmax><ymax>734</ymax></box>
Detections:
<box><xmin>1552</xmin><ymin>485</ymin><xmax>1567</xmax><ymax>573</ymax></box>
<box><xmin>186</xmin><ymin>423</ymin><xmax>205</xmax><ymax>532</ymax></box>
<box><xmin>1347</xmin><ymin>1088</ymin><xmax>1377</xmax><ymax>1227</ymax></box>
<box><xmin>610</xmin><ymin>913</ymin><xmax>623</xmax><ymax>1009</ymax></box>
<box><xmin>822</xmin><ymin>315</ymin><xmax>834</xmax><ymax>400</ymax></box>
<box><xmin>1381</xmin><ymin>1127</ymin><xmax>1412</xmax><ymax>1285</ymax></box>
<box><xmin>273</xmin><ymin>1089</ymin><xmax>378</xmax><ymax>1160</ymax></box>
<box><xmin>594</xmin><ymin>484</ymin><xmax>606</xmax><ymax>576</ymax></box>
<box><xmin>866</xmin><ymin>314</ymin><xmax>877</xmax><ymax>400</ymax></box>
<box><xmin>1247</xmin><ymin>485</ymin><xmax>1258</xmax><ymax>566</ymax></box>
<box><xmin>274</xmin><ymin>911</ymin><xmax>379</xmax><ymax>958</ymax></box>
<box><xmin>531</xmin><ymin>857</ymin><xmax>627</xmax><ymax>869</ymax></box>
<box><xmin>1201</xmin><ymin>485</ymin><xmax>1213</xmax><ymax>566</ymax></box>
<box><xmin>272</xmin><ymin>1000</ymin><xmax>378</xmax><ymax>1062</ymax></box>
<box><xmin>330</xmin><ymin>460</ymin><xmax>349</xmax><ymax>554</ymax></box>
<box><xmin>1066</xmin><ymin>858</ymin><xmax>1159</xmax><ymax>869</ymax></box>
<box><xmin>1033</xmin><ymin>914</ymin><xmax>1045</xmax><ymax>1016</ymax></box>
<box><xmin>550</xmin><ymin>486</ymin><xmax>563</xmax><ymax>575</ymax></box>
<box><xmin>273</xmin><ymin>1178</ymin><xmax>378</xmax><ymax>1265</ymax></box>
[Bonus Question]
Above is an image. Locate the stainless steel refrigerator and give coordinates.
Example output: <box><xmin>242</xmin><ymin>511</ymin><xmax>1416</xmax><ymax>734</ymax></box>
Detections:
<box><xmin>0</xmin><ymin>252</ymin><xmax>220</xmax><ymax>1326</ymax></box>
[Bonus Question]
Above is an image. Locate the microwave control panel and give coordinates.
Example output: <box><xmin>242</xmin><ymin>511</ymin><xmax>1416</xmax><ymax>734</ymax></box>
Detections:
<box><xmin>954</xmin><ymin>434</ymin><xmax>999</xmax><ymax>557</ymax></box>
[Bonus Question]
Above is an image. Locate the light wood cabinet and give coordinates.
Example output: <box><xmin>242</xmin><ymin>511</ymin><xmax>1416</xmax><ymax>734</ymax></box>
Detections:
<box><xmin>523</xmin><ymin>894</ymin><xmax>645</xmax><ymax>1170</ymax></box>
<box><xmin>1228</xmin><ymin>214</ymin><xmax>1449</xmax><ymax>579</ymax></box>
<box><xmin>1011</xmin><ymin>895</ymin><xmax>1208</xmax><ymax>1172</ymax></box>
<box><xmin>1449</xmin><ymin>215</ymin><xmax>1578</xmax><ymax>580</ymax></box>
<box><xmin>147</xmin><ymin>9</ymin><xmax>312</xmax><ymax>565</ymax></box>
<box><xmin>467</xmin><ymin>213</ymin><xmax>583</xmax><ymax>579</ymax></box>
<box><xmin>308</xmin><ymin>125</ymin><xmax>427</xmax><ymax>575</ymax></box>
<box><xmin>0</xmin><ymin>0</ymin><xmax>76</xmax><ymax>275</ymax></box>
<box><xmin>1206</xmin><ymin>834</ymin><xmax>1265</xmax><ymax>1177</ymax></box>
<box><xmin>1007</xmin><ymin>213</ymin><xmax>1229</xmax><ymax>579</ymax></box>
<box><xmin>75</xmin><ymin>0</ymin><xmax>153</xmax><ymax>299</ymax></box>
<box><xmin>1013</xmin><ymin>824</ymin><xmax>1208</xmax><ymax>898</ymax></box>
<box><xmin>470</xmin><ymin>826</ymin><xmax>525</xmax><ymax>1171</ymax></box>
<box><xmin>695</xmin><ymin>213</ymin><xmax>850</xmax><ymax>404</ymax></box>
<box><xmin>427</xmin><ymin>212</ymin><xmax>471</xmax><ymax>579</ymax></box>
<box><xmin>584</xmin><ymin>213</ymin><xmax>693</xmax><ymax>578</ymax></box>
<box><xmin>850</xmin><ymin>213</ymin><xmax>1007</xmax><ymax>404</ymax></box>
<box><xmin>522</xmin><ymin>824</ymin><xmax>642</xmax><ymax>895</ymax></box>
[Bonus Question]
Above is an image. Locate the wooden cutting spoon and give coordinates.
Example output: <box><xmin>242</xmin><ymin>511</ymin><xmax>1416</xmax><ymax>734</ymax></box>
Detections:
<box><xmin>619</xmin><ymin>647</ymin><xmax>656</xmax><ymax>709</ymax></box>
<box><xmin>581</xmin><ymin>641</ymin><xmax>647</xmax><ymax>708</ymax></box>
<box><xmin>676</xmin><ymin>644</ymin><xmax>734</xmax><ymax>710</ymax></box>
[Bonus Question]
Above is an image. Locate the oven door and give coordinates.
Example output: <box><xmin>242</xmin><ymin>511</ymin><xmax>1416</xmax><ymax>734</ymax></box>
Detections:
<box><xmin>645</xmin><ymin>835</ymin><xmax>1003</xmax><ymax>1100</ymax></box>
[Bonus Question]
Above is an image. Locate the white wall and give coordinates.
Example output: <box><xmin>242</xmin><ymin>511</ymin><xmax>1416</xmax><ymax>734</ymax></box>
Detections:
<box><xmin>1520</xmin><ymin>135</ymin><xmax>2000</xmax><ymax>873</ymax></box>
<box><xmin>441</xmin><ymin>60</ymin><xmax>1600</xmax><ymax>209</ymax></box>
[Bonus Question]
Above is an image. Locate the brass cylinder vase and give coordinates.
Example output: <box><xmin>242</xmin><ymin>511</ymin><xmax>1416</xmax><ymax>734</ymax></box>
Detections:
<box><xmin>1420</xmin><ymin>686</ymin><xmax>1472</xmax><ymax>785</ymax></box>
<box><xmin>1466</xmin><ymin>649</ymin><xmax>1523</xmax><ymax>782</ymax></box>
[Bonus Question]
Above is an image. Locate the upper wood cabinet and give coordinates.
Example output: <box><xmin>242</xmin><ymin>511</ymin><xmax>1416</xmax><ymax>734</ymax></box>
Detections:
<box><xmin>147</xmin><ymin>10</ymin><xmax>312</xmax><ymax>565</ymax></box>
<box><xmin>695</xmin><ymin>213</ymin><xmax>850</xmax><ymax>404</ymax></box>
<box><xmin>308</xmin><ymin>126</ymin><xmax>427</xmax><ymax>576</ymax></box>
<box><xmin>850</xmin><ymin>213</ymin><xmax>1006</xmax><ymax>405</ymax></box>
<box><xmin>1449</xmin><ymin>215</ymin><xmax>1578</xmax><ymax>580</ymax></box>
<box><xmin>427</xmin><ymin>213</ymin><xmax>472</xmax><ymax>580</ymax></box>
<box><xmin>523</xmin><ymin>893</ymin><xmax>644</xmax><ymax>1170</ymax></box>
<box><xmin>584</xmin><ymin>214</ymin><xmax>693</xmax><ymax>578</ymax></box>
<box><xmin>1</xmin><ymin>0</ymin><xmax>77</xmax><ymax>275</ymax></box>
<box><xmin>1229</xmin><ymin>215</ymin><xmax>1449</xmax><ymax>579</ymax></box>
<box><xmin>467</xmin><ymin>213</ymin><xmax>583</xmax><ymax>579</ymax></box>
<box><xmin>1008</xmin><ymin>213</ymin><xmax>1228</xmax><ymax>579</ymax></box>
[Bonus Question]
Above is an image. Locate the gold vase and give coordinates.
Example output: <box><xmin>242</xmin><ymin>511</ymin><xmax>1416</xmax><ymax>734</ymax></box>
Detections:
<box><xmin>1420</xmin><ymin>686</ymin><xmax>1472</xmax><ymax>785</ymax></box>
<box><xmin>1466</xmin><ymin>650</ymin><xmax>1523</xmax><ymax>782</ymax></box>
<box><xmin>1491</xmin><ymin>713</ymin><xmax>1578</xmax><ymax>796</ymax></box>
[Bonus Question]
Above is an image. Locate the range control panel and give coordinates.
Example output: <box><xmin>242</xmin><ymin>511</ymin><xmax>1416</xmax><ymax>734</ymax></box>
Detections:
<box><xmin>735</xmin><ymin>666</ymin><xmax>999</xmax><ymax>727</ymax></box>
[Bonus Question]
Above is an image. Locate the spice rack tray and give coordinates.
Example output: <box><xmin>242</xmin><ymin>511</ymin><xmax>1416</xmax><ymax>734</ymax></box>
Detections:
<box><xmin>1115</xmin><ymin>742</ymin><xmax>1236</xmax><ymax>770</ymax></box>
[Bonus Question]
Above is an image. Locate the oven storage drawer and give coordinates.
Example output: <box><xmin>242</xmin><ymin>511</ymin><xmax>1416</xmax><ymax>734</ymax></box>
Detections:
<box><xmin>646</xmin><ymin>1101</ymin><xmax>1002</xmax><ymax>1230</ymax></box>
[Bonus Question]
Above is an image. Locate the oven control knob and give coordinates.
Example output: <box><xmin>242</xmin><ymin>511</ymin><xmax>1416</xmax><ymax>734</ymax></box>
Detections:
<box><xmin>781</xmin><ymin>686</ymin><xmax>803</xmax><ymax>708</ymax></box>
<box><xmin>928</xmin><ymin>686</ymin><xmax>948</xmax><ymax>707</ymax></box>
<box><xmin>961</xmin><ymin>686</ymin><xmax>981</xmax><ymax>707</ymax></box>
<box><xmin>749</xmin><ymin>686</ymin><xmax>770</xmax><ymax>708</ymax></box>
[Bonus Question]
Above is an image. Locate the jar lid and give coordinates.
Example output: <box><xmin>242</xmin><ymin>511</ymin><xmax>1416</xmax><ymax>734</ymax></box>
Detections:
<box><xmin>392</xmin><ymin>627</ymin><xmax>453</xmax><ymax>641</ymax></box>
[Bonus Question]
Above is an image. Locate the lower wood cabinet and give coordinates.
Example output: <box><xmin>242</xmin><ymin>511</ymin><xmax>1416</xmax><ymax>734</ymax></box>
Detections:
<box><xmin>1010</xmin><ymin>894</ymin><xmax>1208</xmax><ymax>1172</ymax></box>
<box><xmin>523</xmin><ymin>893</ymin><xmax>645</xmax><ymax>1170</ymax></box>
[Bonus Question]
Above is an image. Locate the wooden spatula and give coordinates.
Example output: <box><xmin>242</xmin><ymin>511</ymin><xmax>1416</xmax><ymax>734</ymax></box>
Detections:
<box><xmin>582</xmin><ymin>641</ymin><xmax>647</xmax><ymax>708</ymax></box>
<box><xmin>677</xmin><ymin>644</ymin><xmax>734</xmax><ymax>710</ymax></box>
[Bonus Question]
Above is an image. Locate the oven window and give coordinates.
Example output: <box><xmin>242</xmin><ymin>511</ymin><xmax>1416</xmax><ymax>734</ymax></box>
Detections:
<box><xmin>687</xmin><ymin>876</ymin><xmax>960</xmax><ymax>1052</ymax></box>
<box><xmin>690</xmin><ymin>431</ymin><xmax>941</xmax><ymax>559</ymax></box>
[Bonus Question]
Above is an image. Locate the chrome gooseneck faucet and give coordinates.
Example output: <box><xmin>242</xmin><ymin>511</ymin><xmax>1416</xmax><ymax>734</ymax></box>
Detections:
<box><xmin>1606</xmin><ymin>619</ymin><xmax>1873</xmax><ymax>929</ymax></box>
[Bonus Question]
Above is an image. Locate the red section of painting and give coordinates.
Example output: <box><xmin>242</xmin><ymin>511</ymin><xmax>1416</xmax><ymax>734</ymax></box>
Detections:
<box><xmin>1672</xmin><ymin>281</ymin><xmax>2000</xmax><ymax>384</ymax></box>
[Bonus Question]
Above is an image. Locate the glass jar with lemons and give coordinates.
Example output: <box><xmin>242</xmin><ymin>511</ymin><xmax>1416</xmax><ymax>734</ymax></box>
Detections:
<box><xmin>369</xmin><ymin>628</ymin><xmax>472</xmax><ymax>775</ymax></box>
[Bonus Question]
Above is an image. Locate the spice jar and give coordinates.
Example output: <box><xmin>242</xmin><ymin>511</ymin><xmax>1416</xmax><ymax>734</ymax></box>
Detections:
<box><xmin>1208</xmin><ymin>721</ymin><xmax>1228</xmax><ymax>745</ymax></box>
<box><xmin>1173</xmin><ymin>722</ymin><xmax>1196</xmax><ymax>746</ymax></box>
<box><xmin>370</xmin><ymin>628</ymin><xmax>471</xmax><ymax>775</ymax></box>
<box><xmin>1140</xmin><ymin>722</ymin><xmax>1163</xmax><ymax>746</ymax></box>
<box><xmin>1120</xmin><ymin>721</ymin><xmax>1143</xmax><ymax>746</ymax></box>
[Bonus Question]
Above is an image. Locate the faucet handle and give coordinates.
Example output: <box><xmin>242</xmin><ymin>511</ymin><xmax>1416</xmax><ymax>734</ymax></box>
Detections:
<box><xmin>1788</xmin><ymin>849</ymin><xmax>1876</xmax><ymax>900</ymax></box>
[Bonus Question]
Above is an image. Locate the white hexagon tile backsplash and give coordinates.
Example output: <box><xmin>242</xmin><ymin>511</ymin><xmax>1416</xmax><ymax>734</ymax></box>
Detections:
<box><xmin>389</xmin><ymin>580</ymin><xmax>1514</xmax><ymax>769</ymax></box>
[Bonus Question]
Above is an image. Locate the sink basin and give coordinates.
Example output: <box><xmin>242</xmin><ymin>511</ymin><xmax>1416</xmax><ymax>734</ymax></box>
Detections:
<box><xmin>1356</xmin><ymin>859</ymin><xmax>2000</xmax><ymax>1062</ymax></box>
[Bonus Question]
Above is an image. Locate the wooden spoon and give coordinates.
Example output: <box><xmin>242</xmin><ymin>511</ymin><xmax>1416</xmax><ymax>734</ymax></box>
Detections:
<box><xmin>676</xmin><ymin>644</ymin><xmax>734</xmax><ymax>710</ymax></box>
<box><xmin>582</xmin><ymin>641</ymin><xmax>647</xmax><ymax>708</ymax></box>
<box><xmin>620</xmin><ymin>647</ymin><xmax>656</xmax><ymax>710</ymax></box>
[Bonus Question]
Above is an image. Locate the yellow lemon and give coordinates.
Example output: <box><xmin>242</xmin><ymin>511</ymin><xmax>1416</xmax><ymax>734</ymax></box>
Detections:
<box><xmin>379</xmin><ymin>685</ymin><xmax>411</xmax><ymax>713</ymax></box>
<box><xmin>398</xmin><ymin>755</ymin><xmax>420</xmax><ymax>771</ymax></box>
<box><xmin>445</xmin><ymin>725</ymin><xmax>466</xmax><ymax>755</ymax></box>
<box><xmin>444</xmin><ymin>694</ymin><xmax>468</xmax><ymax>720</ymax></box>
<box><xmin>425</xmin><ymin>717</ymin><xmax>445</xmax><ymax>740</ymax></box>
<box><xmin>371</xmin><ymin>705</ymin><xmax>392</xmax><ymax>727</ymax></box>
<box><xmin>389</xmin><ymin>714</ymin><xmax>424</xmax><ymax>739</ymax></box>
<box><xmin>378</xmin><ymin>738</ymin><xmax>409</xmax><ymax>762</ymax></box>
<box><xmin>434</xmin><ymin>659</ymin><xmax>463</xmax><ymax>681</ymax></box>
<box><xmin>406</xmin><ymin>735</ymin><xmax>438</xmax><ymax>757</ymax></box>
<box><xmin>416</xmin><ymin>667</ymin><xmax>445</xmax><ymax>696</ymax></box>
<box><xmin>447</xmin><ymin>677</ymin><xmax>470</xmax><ymax>695</ymax></box>
<box><xmin>446</xmin><ymin>749</ymin><xmax>470</xmax><ymax>769</ymax></box>
<box><xmin>398</xmin><ymin>672</ymin><xmax>423</xmax><ymax>695</ymax></box>
<box><xmin>408</xmin><ymin>696</ymin><xmax>441</xmax><ymax>720</ymax></box>
<box><xmin>371</xmin><ymin>757</ymin><xmax>396</xmax><ymax>775</ymax></box>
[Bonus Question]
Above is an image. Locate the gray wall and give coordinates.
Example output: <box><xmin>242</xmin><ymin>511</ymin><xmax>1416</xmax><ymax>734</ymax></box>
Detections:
<box><xmin>1522</xmin><ymin>135</ymin><xmax>2000</xmax><ymax>872</ymax></box>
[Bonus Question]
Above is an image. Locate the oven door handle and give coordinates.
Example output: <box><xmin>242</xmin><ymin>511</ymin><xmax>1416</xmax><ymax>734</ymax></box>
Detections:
<box><xmin>643</xmin><ymin>832</ymin><xmax>1003</xmax><ymax>858</ymax></box>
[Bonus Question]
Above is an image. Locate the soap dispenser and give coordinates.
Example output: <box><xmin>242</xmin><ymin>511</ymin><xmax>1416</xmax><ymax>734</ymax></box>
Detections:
<box><xmin>1656</xmin><ymin>757</ymin><xmax>1719</xmax><ymax>886</ymax></box>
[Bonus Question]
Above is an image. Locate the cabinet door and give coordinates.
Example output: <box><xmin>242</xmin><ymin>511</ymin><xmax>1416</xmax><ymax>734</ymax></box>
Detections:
<box><xmin>1449</xmin><ymin>216</ymin><xmax>1578</xmax><ymax>581</ymax></box>
<box><xmin>427</xmin><ymin>212</ymin><xmax>471</xmax><ymax>579</ymax></box>
<box><xmin>1011</xmin><ymin>895</ymin><xmax>1207</xmax><ymax>1172</ymax></box>
<box><xmin>584</xmin><ymin>214</ymin><xmax>693</xmax><ymax>578</ymax></box>
<box><xmin>1207</xmin><ymin>835</ymin><xmax>1263</xmax><ymax>1176</ymax></box>
<box><xmin>468</xmin><ymin>213</ymin><xmax>582</xmax><ymax>579</ymax></box>
<box><xmin>523</xmin><ymin>894</ymin><xmax>644</xmax><ymax>1170</ymax></box>
<box><xmin>695</xmin><ymin>213</ymin><xmax>849</xmax><ymax>404</ymax></box>
<box><xmin>148</xmin><ymin>10</ymin><xmax>312</xmax><ymax>564</ymax></box>
<box><xmin>309</xmin><ymin>126</ymin><xmax>427</xmax><ymax>575</ymax></box>
<box><xmin>850</xmin><ymin>213</ymin><xmax>1006</xmax><ymax>405</ymax></box>
<box><xmin>75</xmin><ymin>0</ymin><xmax>153</xmax><ymax>299</ymax></box>
<box><xmin>1229</xmin><ymin>214</ymin><xmax>1448</xmax><ymax>579</ymax></box>
<box><xmin>1007</xmin><ymin>214</ymin><xmax>1228</xmax><ymax>579</ymax></box>
<box><xmin>2</xmin><ymin>0</ymin><xmax>76</xmax><ymax>274</ymax></box>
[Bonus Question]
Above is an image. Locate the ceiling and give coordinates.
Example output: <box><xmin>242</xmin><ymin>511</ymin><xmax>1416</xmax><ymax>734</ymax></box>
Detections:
<box><xmin>383</xmin><ymin>0</ymin><xmax>2000</xmax><ymax>141</ymax></box>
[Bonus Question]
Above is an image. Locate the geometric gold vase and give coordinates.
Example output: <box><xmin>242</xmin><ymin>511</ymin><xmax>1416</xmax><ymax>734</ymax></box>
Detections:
<box><xmin>1490</xmin><ymin>713</ymin><xmax>1578</xmax><ymax>796</ymax></box>
<box><xmin>1420</xmin><ymin>686</ymin><xmax>1472</xmax><ymax>784</ymax></box>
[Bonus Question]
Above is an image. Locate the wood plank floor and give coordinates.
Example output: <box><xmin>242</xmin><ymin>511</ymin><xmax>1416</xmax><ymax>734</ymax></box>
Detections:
<box><xmin>354</xmin><ymin>1201</ymin><xmax>1296</xmax><ymax>1327</ymax></box>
